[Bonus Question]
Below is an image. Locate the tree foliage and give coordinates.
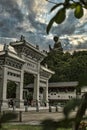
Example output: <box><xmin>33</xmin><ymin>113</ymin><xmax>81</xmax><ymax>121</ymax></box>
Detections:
<box><xmin>46</xmin><ymin>0</ymin><xmax>87</xmax><ymax>34</ymax></box>
<box><xmin>42</xmin><ymin>50</ymin><xmax>87</xmax><ymax>84</ymax></box>
<box><xmin>42</xmin><ymin>49</ymin><xmax>87</xmax><ymax>130</ymax></box>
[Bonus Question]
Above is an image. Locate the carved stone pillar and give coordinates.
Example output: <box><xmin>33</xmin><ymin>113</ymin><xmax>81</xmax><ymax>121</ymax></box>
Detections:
<box><xmin>1</xmin><ymin>66</ymin><xmax>8</xmax><ymax>108</ymax></box>
<box><xmin>17</xmin><ymin>70</ymin><xmax>24</xmax><ymax>108</ymax></box>
<box><xmin>0</xmin><ymin>68</ymin><xmax>3</xmax><ymax>100</ymax></box>
<box><xmin>46</xmin><ymin>80</ymin><xmax>49</xmax><ymax>106</ymax></box>
<box><xmin>16</xmin><ymin>82</ymin><xmax>20</xmax><ymax>107</ymax></box>
<box><xmin>33</xmin><ymin>74</ymin><xmax>40</xmax><ymax>107</ymax></box>
<box><xmin>43</xmin><ymin>80</ymin><xmax>49</xmax><ymax>107</ymax></box>
<box><xmin>33</xmin><ymin>62</ymin><xmax>40</xmax><ymax>109</ymax></box>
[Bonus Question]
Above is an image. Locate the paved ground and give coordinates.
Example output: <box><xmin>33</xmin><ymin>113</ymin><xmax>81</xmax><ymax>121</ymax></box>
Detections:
<box><xmin>11</xmin><ymin>111</ymin><xmax>76</xmax><ymax>125</ymax></box>
<box><xmin>9</xmin><ymin>111</ymin><xmax>64</xmax><ymax>125</ymax></box>
<box><xmin>22</xmin><ymin>111</ymin><xmax>64</xmax><ymax>122</ymax></box>
<box><xmin>3</xmin><ymin>107</ymin><xmax>87</xmax><ymax>126</ymax></box>
<box><xmin>2</xmin><ymin>107</ymin><xmax>77</xmax><ymax>125</ymax></box>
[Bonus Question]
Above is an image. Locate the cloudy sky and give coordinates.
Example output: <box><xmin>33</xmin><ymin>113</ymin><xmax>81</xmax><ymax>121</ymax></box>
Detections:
<box><xmin>0</xmin><ymin>0</ymin><xmax>87</xmax><ymax>50</ymax></box>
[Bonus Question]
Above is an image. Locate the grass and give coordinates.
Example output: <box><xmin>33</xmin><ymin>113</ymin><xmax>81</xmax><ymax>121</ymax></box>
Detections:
<box><xmin>0</xmin><ymin>124</ymin><xmax>72</xmax><ymax>130</ymax></box>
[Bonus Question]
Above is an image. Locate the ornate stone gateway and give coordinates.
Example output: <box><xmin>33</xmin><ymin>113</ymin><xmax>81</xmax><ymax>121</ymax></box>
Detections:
<box><xmin>0</xmin><ymin>36</ymin><xmax>54</xmax><ymax>109</ymax></box>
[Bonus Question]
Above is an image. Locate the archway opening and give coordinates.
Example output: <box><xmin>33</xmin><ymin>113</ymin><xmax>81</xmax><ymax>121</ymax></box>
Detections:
<box><xmin>23</xmin><ymin>72</ymin><xmax>34</xmax><ymax>106</ymax></box>
<box><xmin>7</xmin><ymin>81</ymin><xmax>17</xmax><ymax>99</ymax></box>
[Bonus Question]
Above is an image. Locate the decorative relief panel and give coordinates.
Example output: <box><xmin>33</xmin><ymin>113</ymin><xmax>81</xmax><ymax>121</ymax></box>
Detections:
<box><xmin>40</xmin><ymin>80</ymin><xmax>46</xmax><ymax>84</ymax></box>
<box><xmin>0</xmin><ymin>60</ymin><xmax>4</xmax><ymax>65</ymax></box>
<box><xmin>7</xmin><ymin>69</ymin><xmax>21</xmax><ymax>82</ymax></box>
<box><xmin>15</xmin><ymin>46</ymin><xmax>23</xmax><ymax>54</ymax></box>
<box><xmin>20</xmin><ymin>46</ymin><xmax>43</xmax><ymax>61</ymax></box>
<box><xmin>24</xmin><ymin>61</ymin><xmax>37</xmax><ymax>72</ymax></box>
<box><xmin>40</xmin><ymin>70</ymin><xmax>50</xmax><ymax>78</ymax></box>
<box><xmin>7</xmin><ymin>71</ymin><xmax>20</xmax><ymax>78</ymax></box>
<box><xmin>5</xmin><ymin>58</ymin><xmax>23</xmax><ymax>69</ymax></box>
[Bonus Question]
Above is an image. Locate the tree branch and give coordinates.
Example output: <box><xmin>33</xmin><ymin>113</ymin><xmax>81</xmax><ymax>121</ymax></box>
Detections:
<box><xmin>45</xmin><ymin>0</ymin><xmax>58</xmax><ymax>5</ymax></box>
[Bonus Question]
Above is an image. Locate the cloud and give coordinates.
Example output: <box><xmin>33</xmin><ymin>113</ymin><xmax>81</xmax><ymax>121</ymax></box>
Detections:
<box><xmin>0</xmin><ymin>0</ymin><xmax>24</xmax><ymax>22</ymax></box>
<box><xmin>0</xmin><ymin>0</ymin><xmax>47</xmax><ymax>37</ymax></box>
<box><xmin>0</xmin><ymin>0</ymin><xmax>24</xmax><ymax>37</ymax></box>
<box><xmin>0</xmin><ymin>0</ymin><xmax>87</xmax><ymax>51</ymax></box>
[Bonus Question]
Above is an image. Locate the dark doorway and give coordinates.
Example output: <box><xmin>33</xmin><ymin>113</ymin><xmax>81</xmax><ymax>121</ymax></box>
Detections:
<box><xmin>7</xmin><ymin>81</ymin><xmax>17</xmax><ymax>99</ymax></box>
<box><xmin>23</xmin><ymin>72</ymin><xmax>34</xmax><ymax>105</ymax></box>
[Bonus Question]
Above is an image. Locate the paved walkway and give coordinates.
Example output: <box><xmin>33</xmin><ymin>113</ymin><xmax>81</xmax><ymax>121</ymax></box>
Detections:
<box><xmin>2</xmin><ymin>106</ymin><xmax>77</xmax><ymax>125</ymax></box>
<box><xmin>8</xmin><ymin>112</ymin><xmax>64</xmax><ymax>125</ymax></box>
<box><xmin>9</xmin><ymin>111</ymin><xmax>77</xmax><ymax>125</ymax></box>
<box><xmin>22</xmin><ymin>111</ymin><xmax>64</xmax><ymax>121</ymax></box>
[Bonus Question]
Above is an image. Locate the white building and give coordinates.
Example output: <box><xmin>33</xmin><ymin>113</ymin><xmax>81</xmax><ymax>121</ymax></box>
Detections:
<box><xmin>25</xmin><ymin>81</ymin><xmax>78</xmax><ymax>106</ymax></box>
<box><xmin>48</xmin><ymin>82</ymin><xmax>78</xmax><ymax>106</ymax></box>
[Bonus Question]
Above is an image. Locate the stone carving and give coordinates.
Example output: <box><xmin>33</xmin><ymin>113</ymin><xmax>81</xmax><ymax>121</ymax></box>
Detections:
<box><xmin>20</xmin><ymin>35</ymin><xmax>25</xmax><ymax>42</ymax></box>
<box><xmin>36</xmin><ymin>45</ymin><xmax>39</xmax><ymax>50</ymax></box>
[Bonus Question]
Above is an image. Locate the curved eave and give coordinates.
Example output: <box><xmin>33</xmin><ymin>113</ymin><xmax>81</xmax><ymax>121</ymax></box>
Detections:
<box><xmin>10</xmin><ymin>41</ymin><xmax>24</xmax><ymax>46</ymax></box>
<box><xmin>0</xmin><ymin>51</ymin><xmax>25</xmax><ymax>63</ymax></box>
<box><xmin>41</xmin><ymin>65</ymin><xmax>55</xmax><ymax>74</ymax></box>
<box><xmin>8</xmin><ymin>52</ymin><xmax>25</xmax><ymax>63</ymax></box>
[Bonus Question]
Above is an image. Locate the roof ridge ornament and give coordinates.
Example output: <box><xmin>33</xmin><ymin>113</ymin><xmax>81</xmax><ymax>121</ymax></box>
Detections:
<box><xmin>4</xmin><ymin>44</ymin><xmax>8</xmax><ymax>52</ymax></box>
<box><xmin>36</xmin><ymin>45</ymin><xmax>39</xmax><ymax>50</ymax></box>
<box><xmin>20</xmin><ymin>35</ymin><xmax>25</xmax><ymax>42</ymax></box>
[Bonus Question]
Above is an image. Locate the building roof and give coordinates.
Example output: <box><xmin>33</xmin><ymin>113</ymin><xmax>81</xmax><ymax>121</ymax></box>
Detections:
<box><xmin>0</xmin><ymin>44</ymin><xmax>25</xmax><ymax>62</ymax></box>
<box><xmin>8</xmin><ymin>52</ymin><xmax>25</xmax><ymax>62</ymax></box>
<box><xmin>41</xmin><ymin>65</ymin><xmax>55</xmax><ymax>74</ymax></box>
<box><xmin>49</xmin><ymin>82</ymin><xmax>78</xmax><ymax>88</ymax></box>
<box><xmin>25</xmin><ymin>81</ymin><xmax>78</xmax><ymax>89</ymax></box>
<box><xmin>10</xmin><ymin>40</ymin><xmax>46</xmax><ymax>57</ymax></box>
<box><xmin>0</xmin><ymin>44</ymin><xmax>17</xmax><ymax>54</ymax></box>
<box><xmin>0</xmin><ymin>44</ymin><xmax>4</xmax><ymax>51</ymax></box>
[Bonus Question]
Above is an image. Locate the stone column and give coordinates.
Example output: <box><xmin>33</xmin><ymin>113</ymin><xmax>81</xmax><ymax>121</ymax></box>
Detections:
<box><xmin>20</xmin><ymin>70</ymin><xmax>24</xmax><ymax>107</ymax></box>
<box><xmin>16</xmin><ymin>82</ymin><xmax>20</xmax><ymax>107</ymax></box>
<box><xmin>17</xmin><ymin>70</ymin><xmax>24</xmax><ymax>108</ymax></box>
<box><xmin>33</xmin><ymin>74</ymin><xmax>40</xmax><ymax>107</ymax></box>
<box><xmin>43</xmin><ymin>80</ymin><xmax>49</xmax><ymax>107</ymax></box>
<box><xmin>1</xmin><ymin>66</ymin><xmax>8</xmax><ymax>108</ymax></box>
<box><xmin>33</xmin><ymin>62</ymin><xmax>40</xmax><ymax>109</ymax></box>
<box><xmin>46</xmin><ymin>80</ymin><xmax>49</xmax><ymax>107</ymax></box>
<box><xmin>0</xmin><ymin>68</ymin><xmax>3</xmax><ymax>99</ymax></box>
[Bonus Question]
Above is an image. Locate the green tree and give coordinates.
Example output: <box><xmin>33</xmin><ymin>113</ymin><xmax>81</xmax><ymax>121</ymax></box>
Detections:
<box><xmin>46</xmin><ymin>0</ymin><xmax>87</xmax><ymax>34</ymax></box>
<box><xmin>42</xmin><ymin>50</ymin><xmax>87</xmax><ymax>130</ymax></box>
<box><xmin>42</xmin><ymin>50</ymin><xmax>87</xmax><ymax>83</ymax></box>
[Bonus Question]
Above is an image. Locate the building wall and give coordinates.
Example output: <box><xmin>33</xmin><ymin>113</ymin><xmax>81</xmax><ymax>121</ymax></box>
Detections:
<box><xmin>48</xmin><ymin>92</ymin><xmax>76</xmax><ymax>100</ymax></box>
<box><xmin>48</xmin><ymin>87</ymin><xmax>76</xmax><ymax>105</ymax></box>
